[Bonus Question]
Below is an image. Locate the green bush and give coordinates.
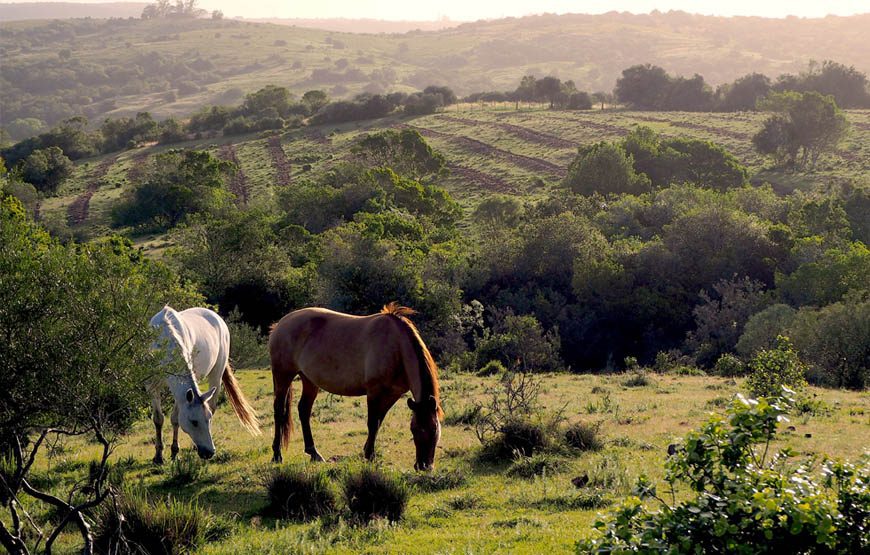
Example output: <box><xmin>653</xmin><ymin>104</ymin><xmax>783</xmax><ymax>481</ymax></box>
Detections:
<box><xmin>620</xmin><ymin>370</ymin><xmax>653</xmax><ymax>387</ymax></box>
<box><xmin>95</xmin><ymin>488</ymin><xmax>221</xmax><ymax>554</ymax></box>
<box><xmin>477</xmin><ymin>359</ymin><xmax>507</xmax><ymax>376</ymax></box>
<box><xmin>578</xmin><ymin>393</ymin><xmax>870</xmax><ymax>554</ymax></box>
<box><xmin>342</xmin><ymin>465</ymin><xmax>409</xmax><ymax>523</ymax></box>
<box><xmin>563</xmin><ymin>421</ymin><xmax>604</xmax><ymax>451</ymax></box>
<box><xmin>264</xmin><ymin>464</ymin><xmax>337</xmax><ymax>521</ymax></box>
<box><xmin>714</xmin><ymin>353</ymin><xmax>746</xmax><ymax>377</ymax></box>
<box><xmin>163</xmin><ymin>451</ymin><xmax>208</xmax><ymax>486</ymax></box>
<box><xmin>746</xmin><ymin>335</ymin><xmax>807</xmax><ymax>398</ymax></box>
<box><xmin>490</xmin><ymin>418</ymin><xmax>550</xmax><ymax>458</ymax></box>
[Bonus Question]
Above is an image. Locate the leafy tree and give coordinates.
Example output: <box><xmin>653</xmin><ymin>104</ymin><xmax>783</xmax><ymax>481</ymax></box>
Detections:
<box><xmin>241</xmin><ymin>85</ymin><xmax>293</xmax><ymax>119</ymax></box>
<box><xmin>472</xmin><ymin>195</ymin><xmax>524</xmax><ymax>227</ymax></box>
<box><xmin>736</xmin><ymin>304</ymin><xmax>797</xmax><ymax>359</ymax></box>
<box><xmin>302</xmin><ymin>90</ymin><xmax>329</xmax><ymax>113</ymax></box>
<box><xmin>563</xmin><ymin>141</ymin><xmax>651</xmax><ymax>196</ymax></box>
<box><xmin>0</xmin><ymin>194</ymin><xmax>200</xmax><ymax>554</ymax></box>
<box><xmin>100</xmin><ymin>112</ymin><xmax>157</xmax><ymax>152</ymax></box>
<box><xmin>351</xmin><ymin>129</ymin><xmax>446</xmax><ymax>182</ymax></box>
<box><xmin>746</xmin><ymin>335</ymin><xmax>807</xmax><ymax>398</ymax></box>
<box><xmin>777</xmin><ymin>242</ymin><xmax>870</xmax><ymax>307</ymax></box>
<box><xmin>615</xmin><ymin>64</ymin><xmax>671</xmax><ymax>109</ymax></box>
<box><xmin>422</xmin><ymin>85</ymin><xmax>457</xmax><ymax>105</ymax></box>
<box><xmin>111</xmin><ymin>149</ymin><xmax>233</xmax><ymax>231</ymax></box>
<box><xmin>579</xmin><ymin>393</ymin><xmax>869</xmax><ymax>553</ymax></box>
<box><xmin>663</xmin><ymin>74</ymin><xmax>713</xmax><ymax>110</ymax></box>
<box><xmin>567</xmin><ymin>91</ymin><xmax>592</xmax><ymax>110</ymax></box>
<box><xmin>775</xmin><ymin>60</ymin><xmax>870</xmax><ymax>109</ymax></box>
<box><xmin>717</xmin><ymin>72</ymin><xmax>771</xmax><ymax>111</ymax></box>
<box><xmin>473</xmin><ymin>310</ymin><xmax>562</xmax><ymax>373</ymax></box>
<box><xmin>754</xmin><ymin>91</ymin><xmax>849</xmax><ymax>168</ymax></box>
<box><xmin>17</xmin><ymin>146</ymin><xmax>73</xmax><ymax>195</ymax></box>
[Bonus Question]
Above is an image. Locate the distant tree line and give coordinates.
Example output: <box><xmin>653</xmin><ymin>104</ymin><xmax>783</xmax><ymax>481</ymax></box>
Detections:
<box><xmin>463</xmin><ymin>75</ymin><xmax>595</xmax><ymax>109</ymax></box>
<box><xmin>615</xmin><ymin>60</ymin><xmax>870</xmax><ymax>111</ymax></box>
<box><xmin>140</xmin><ymin>0</ymin><xmax>206</xmax><ymax>19</ymax></box>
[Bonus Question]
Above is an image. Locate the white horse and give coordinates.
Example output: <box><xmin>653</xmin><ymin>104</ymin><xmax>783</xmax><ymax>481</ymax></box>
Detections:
<box><xmin>148</xmin><ymin>306</ymin><xmax>260</xmax><ymax>463</ymax></box>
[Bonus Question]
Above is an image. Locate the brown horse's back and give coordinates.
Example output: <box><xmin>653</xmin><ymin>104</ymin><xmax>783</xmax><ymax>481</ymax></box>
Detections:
<box><xmin>269</xmin><ymin>307</ymin><xmax>408</xmax><ymax>397</ymax></box>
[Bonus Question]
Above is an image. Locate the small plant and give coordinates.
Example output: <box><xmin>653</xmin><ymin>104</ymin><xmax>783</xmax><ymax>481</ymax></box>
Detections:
<box><xmin>746</xmin><ymin>335</ymin><xmax>807</xmax><ymax>398</ymax></box>
<box><xmin>507</xmin><ymin>452</ymin><xmax>566</xmax><ymax>479</ymax></box>
<box><xmin>477</xmin><ymin>359</ymin><xmax>507</xmax><ymax>376</ymax></box>
<box><xmin>578</xmin><ymin>392</ymin><xmax>870</xmax><ymax>553</ymax></box>
<box><xmin>563</xmin><ymin>421</ymin><xmax>604</xmax><ymax>451</ymax></box>
<box><xmin>585</xmin><ymin>391</ymin><xmax>618</xmax><ymax>414</ymax></box>
<box><xmin>480</xmin><ymin>418</ymin><xmax>551</xmax><ymax>461</ymax></box>
<box><xmin>620</xmin><ymin>370</ymin><xmax>652</xmax><ymax>387</ymax></box>
<box><xmin>343</xmin><ymin>465</ymin><xmax>409</xmax><ymax>523</ymax></box>
<box><xmin>404</xmin><ymin>468</ymin><xmax>467</xmax><ymax>492</ymax></box>
<box><xmin>447</xmin><ymin>493</ymin><xmax>484</xmax><ymax>511</ymax></box>
<box><xmin>623</xmin><ymin>356</ymin><xmax>639</xmax><ymax>370</ymax></box>
<box><xmin>444</xmin><ymin>404</ymin><xmax>483</xmax><ymax>426</ymax></box>
<box><xmin>164</xmin><ymin>451</ymin><xmax>208</xmax><ymax>485</ymax></box>
<box><xmin>95</xmin><ymin>488</ymin><xmax>219</xmax><ymax>554</ymax></box>
<box><xmin>714</xmin><ymin>352</ymin><xmax>746</xmax><ymax>377</ymax></box>
<box><xmin>264</xmin><ymin>464</ymin><xmax>337</xmax><ymax>521</ymax></box>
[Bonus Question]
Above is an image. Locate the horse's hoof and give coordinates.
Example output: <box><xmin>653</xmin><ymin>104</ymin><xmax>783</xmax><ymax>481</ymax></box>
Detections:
<box><xmin>308</xmin><ymin>451</ymin><xmax>325</xmax><ymax>462</ymax></box>
<box><xmin>153</xmin><ymin>456</ymin><xmax>164</xmax><ymax>466</ymax></box>
<box><xmin>272</xmin><ymin>454</ymin><xmax>283</xmax><ymax>464</ymax></box>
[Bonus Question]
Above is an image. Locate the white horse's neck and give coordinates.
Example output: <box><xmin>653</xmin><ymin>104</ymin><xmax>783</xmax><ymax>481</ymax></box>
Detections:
<box><xmin>156</xmin><ymin>306</ymin><xmax>200</xmax><ymax>398</ymax></box>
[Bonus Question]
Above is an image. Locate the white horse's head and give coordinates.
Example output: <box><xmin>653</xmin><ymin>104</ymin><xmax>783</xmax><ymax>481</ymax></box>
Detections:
<box><xmin>178</xmin><ymin>385</ymin><xmax>217</xmax><ymax>460</ymax></box>
<box><xmin>150</xmin><ymin>306</ymin><xmax>217</xmax><ymax>460</ymax></box>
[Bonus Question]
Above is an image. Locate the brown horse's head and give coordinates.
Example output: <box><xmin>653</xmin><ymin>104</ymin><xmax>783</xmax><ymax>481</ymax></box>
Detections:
<box><xmin>408</xmin><ymin>396</ymin><xmax>441</xmax><ymax>471</ymax></box>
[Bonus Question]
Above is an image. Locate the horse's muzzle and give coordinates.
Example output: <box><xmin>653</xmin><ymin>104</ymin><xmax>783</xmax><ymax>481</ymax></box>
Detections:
<box><xmin>197</xmin><ymin>447</ymin><xmax>215</xmax><ymax>460</ymax></box>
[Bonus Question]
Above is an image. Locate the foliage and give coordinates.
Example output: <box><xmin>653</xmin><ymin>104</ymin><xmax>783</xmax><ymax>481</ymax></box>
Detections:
<box><xmin>714</xmin><ymin>353</ymin><xmax>746</xmax><ymax>377</ymax></box>
<box><xmin>746</xmin><ymin>336</ymin><xmax>808</xmax><ymax>398</ymax></box>
<box><xmin>342</xmin><ymin>465</ymin><xmax>409</xmax><ymax>523</ymax></box>
<box><xmin>0</xmin><ymin>194</ymin><xmax>201</xmax><ymax>553</ymax></box>
<box><xmin>507</xmin><ymin>452</ymin><xmax>566</xmax><ymax>479</ymax></box>
<box><xmin>16</xmin><ymin>146</ymin><xmax>73</xmax><ymax>195</ymax></box>
<box><xmin>777</xmin><ymin>242</ymin><xmax>869</xmax><ymax>307</ymax></box>
<box><xmin>403</xmin><ymin>468</ymin><xmax>467</xmax><ymax>492</ymax></box>
<box><xmin>351</xmin><ymin>129</ymin><xmax>447</xmax><ymax>182</ymax></box>
<box><xmin>754</xmin><ymin>91</ymin><xmax>849</xmax><ymax>168</ymax></box>
<box><xmin>477</xmin><ymin>360</ymin><xmax>507</xmax><ymax>376</ymax></box>
<box><xmin>164</xmin><ymin>451</ymin><xmax>208</xmax><ymax>486</ymax></box>
<box><xmin>264</xmin><ymin>464</ymin><xmax>338</xmax><ymax>521</ymax></box>
<box><xmin>736</xmin><ymin>304</ymin><xmax>798</xmax><ymax>359</ymax></box>
<box><xmin>112</xmin><ymin>149</ymin><xmax>233</xmax><ymax>231</ymax></box>
<box><xmin>563</xmin><ymin>141</ymin><xmax>651</xmax><ymax>196</ymax></box>
<box><xmin>472</xmin><ymin>311</ymin><xmax>562</xmax><ymax>373</ymax></box>
<box><xmin>615</xmin><ymin>64</ymin><xmax>713</xmax><ymax>110</ymax></box>
<box><xmin>578</xmin><ymin>393</ymin><xmax>870</xmax><ymax>554</ymax></box>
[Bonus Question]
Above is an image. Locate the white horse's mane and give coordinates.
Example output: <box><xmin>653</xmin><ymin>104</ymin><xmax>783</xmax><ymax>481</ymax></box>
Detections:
<box><xmin>155</xmin><ymin>305</ymin><xmax>194</xmax><ymax>372</ymax></box>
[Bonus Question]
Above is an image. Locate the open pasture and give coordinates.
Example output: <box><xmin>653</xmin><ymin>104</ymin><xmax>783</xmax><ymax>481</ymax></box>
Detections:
<box><xmin>36</xmin><ymin>370</ymin><xmax>869</xmax><ymax>553</ymax></box>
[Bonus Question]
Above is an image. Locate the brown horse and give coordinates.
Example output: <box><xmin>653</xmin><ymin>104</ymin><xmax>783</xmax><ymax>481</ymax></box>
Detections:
<box><xmin>269</xmin><ymin>303</ymin><xmax>443</xmax><ymax>470</ymax></box>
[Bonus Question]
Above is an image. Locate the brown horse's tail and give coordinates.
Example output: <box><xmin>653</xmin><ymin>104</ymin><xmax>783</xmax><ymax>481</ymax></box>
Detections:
<box><xmin>221</xmin><ymin>363</ymin><xmax>261</xmax><ymax>435</ymax></box>
<box><xmin>275</xmin><ymin>375</ymin><xmax>294</xmax><ymax>449</ymax></box>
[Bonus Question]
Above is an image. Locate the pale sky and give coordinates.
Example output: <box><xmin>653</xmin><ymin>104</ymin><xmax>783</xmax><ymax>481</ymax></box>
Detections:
<box><xmin>4</xmin><ymin>0</ymin><xmax>869</xmax><ymax>20</ymax></box>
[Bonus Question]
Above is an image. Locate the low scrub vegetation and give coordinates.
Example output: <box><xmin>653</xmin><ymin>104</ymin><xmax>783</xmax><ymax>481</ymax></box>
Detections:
<box><xmin>342</xmin><ymin>465</ymin><xmax>409</xmax><ymax>523</ymax></box>
<box><xmin>263</xmin><ymin>464</ymin><xmax>337</xmax><ymax>521</ymax></box>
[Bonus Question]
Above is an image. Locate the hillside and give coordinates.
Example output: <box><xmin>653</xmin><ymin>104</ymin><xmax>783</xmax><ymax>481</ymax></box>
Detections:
<box><xmin>2</xmin><ymin>11</ymin><xmax>869</xmax><ymax>131</ymax></box>
<box><xmin>35</xmin><ymin>105</ymin><xmax>870</xmax><ymax>253</ymax></box>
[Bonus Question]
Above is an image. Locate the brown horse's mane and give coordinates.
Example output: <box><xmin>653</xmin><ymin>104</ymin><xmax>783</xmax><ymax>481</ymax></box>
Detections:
<box><xmin>381</xmin><ymin>302</ymin><xmax>443</xmax><ymax>420</ymax></box>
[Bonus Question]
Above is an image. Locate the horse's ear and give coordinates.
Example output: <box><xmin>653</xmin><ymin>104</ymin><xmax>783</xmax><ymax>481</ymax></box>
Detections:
<box><xmin>186</xmin><ymin>388</ymin><xmax>195</xmax><ymax>403</ymax></box>
<box><xmin>407</xmin><ymin>398</ymin><xmax>418</xmax><ymax>411</ymax></box>
<box><xmin>202</xmin><ymin>387</ymin><xmax>216</xmax><ymax>403</ymax></box>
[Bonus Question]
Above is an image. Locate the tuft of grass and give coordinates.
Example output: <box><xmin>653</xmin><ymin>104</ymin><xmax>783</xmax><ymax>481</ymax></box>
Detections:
<box><xmin>621</xmin><ymin>370</ymin><xmax>654</xmax><ymax>387</ymax></box>
<box><xmin>94</xmin><ymin>488</ymin><xmax>222</xmax><ymax>554</ymax></box>
<box><xmin>493</xmin><ymin>418</ymin><xmax>550</xmax><ymax>458</ymax></box>
<box><xmin>342</xmin><ymin>465</ymin><xmax>409</xmax><ymax>523</ymax></box>
<box><xmin>506</xmin><ymin>452</ymin><xmax>566</xmax><ymax>479</ymax></box>
<box><xmin>163</xmin><ymin>451</ymin><xmax>208</xmax><ymax>486</ymax></box>
<box><xmin>403</xmin><ymin>468</ymin><xmax>467</xmax><ymax>492</ymax></box>
<box><xmin>444</xmin><ymin>404</ymin><xmax>483</xmax><ymax>426</ymax></box>
<box><xmin>527</xmin><ymin>491</ymin><xmax>610</xmax><ymax>511</ymax></box>
<box><xmin>263</xmin><ymin>464</ymin><xmax>337</xmax><ymax>521</ymax></box>
<box><xmin>446</xmin><ymin>493</ymin><xmax>484</xmax><ymax>511</ymax></box>
<box><xmin>563</xmin><ymin>421</ymin><xmax>604</xmax><ymax>451</ymax></box>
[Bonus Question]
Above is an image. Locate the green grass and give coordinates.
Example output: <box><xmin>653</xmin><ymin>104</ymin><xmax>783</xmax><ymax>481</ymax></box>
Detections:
<box><xmin>30</xmin><ymin>370</ymin><xmax>870</xmax><ymax>553</ymax></box>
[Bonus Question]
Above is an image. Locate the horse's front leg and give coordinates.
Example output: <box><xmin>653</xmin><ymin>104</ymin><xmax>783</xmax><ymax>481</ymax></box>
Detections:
<box><xmin>298</xmin><ymin>376</ymin><xmax>325</xmax><ymax>462</ymax></box>
<box><xmin>151</xmin><ymin>396</ymin><xmax>164</xmax><ymax>465</ymax></box>
<box><xmin>364</xmin><ymin>391</ymin><xmax>402</xmax><ymax>462</ymax></box>
<box><xmin>170</xmin><ymin>404</ymin><xmax>180</xmax><ymax>460</ymax></box>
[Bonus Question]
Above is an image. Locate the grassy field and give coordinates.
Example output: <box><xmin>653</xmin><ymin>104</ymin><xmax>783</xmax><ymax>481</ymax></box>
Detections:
<box><xmin>35</xmin><ymin>368</ymin><xmax>870</xmax><ymax>553</ymax></box>
<box><xmin>39</xmin><ymin>106</ymin><xmax>870</xmax><ymax>252</ymax></box>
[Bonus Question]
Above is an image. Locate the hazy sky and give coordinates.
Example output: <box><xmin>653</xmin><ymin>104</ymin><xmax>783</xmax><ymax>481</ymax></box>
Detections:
<box><xmin>4</xmin><ymin>0</ymin><xmax>869</xmax><ymax>20</ymax></box>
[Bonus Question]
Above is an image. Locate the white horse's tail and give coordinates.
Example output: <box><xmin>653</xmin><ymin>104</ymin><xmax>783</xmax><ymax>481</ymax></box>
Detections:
<box><xmin>222</xmin><ymin>363</ymin><xmax>261</xmax><ymax>435</ymax></box>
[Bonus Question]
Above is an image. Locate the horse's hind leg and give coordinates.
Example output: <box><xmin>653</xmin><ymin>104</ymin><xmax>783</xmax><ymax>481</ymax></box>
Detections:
<box><xmin>170</xmin><ymin>404</ymin><xmax>180</xmax><ymax>460</ymax></box>
<box><xmin>298</xmin><ymin>375</ymin><xmax>325</xmax><ymax>462</ymax></box>
<box><xmin>151</xmin><ymin>395</ymin><xmax>164</xmax><ymax>465</ymax></box>
<box><xmin>364</xmin><ymin>390</ymin><xmax>403</xmax><ymax>462</ymax></box>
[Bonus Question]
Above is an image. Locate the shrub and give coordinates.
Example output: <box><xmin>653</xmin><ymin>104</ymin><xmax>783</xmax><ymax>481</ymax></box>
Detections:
<box><xmin>342</xmin><ymin>465</ymin><xmax>409</xmax><ymax>523</ymax></box>
<box><xmin>563</xmin><ymin>421</ymin><xmax>604</xmax><ymax>451</ymax></box>
<box><xmin>444</xmin><ymin>404</ymin><xmax>483</xmax><ymax>426</ymax></box>
<box><xmin>746</xmin><ymin>335</ymin><xmax>807</xmax><ymax>398</ymax></box>
<box><xmin>578</xmin><ymin>393</ymin><xmax>870</xmax><ymax>554</ymax></box>
<box><xmin>714</xmin><ymin>353</ymin><xmax>746</xmax><ymax>377</ymax></box>
<box><xmin>95</xmin><ymin>489</ymin><xmax>219</xmax><ymax>554</ymax></box>
<box><xmin>621</xmin><ymin>370</ymin><xmax>652</xmax><ymax>387</ymax></box>
<box><xmin>477</xmin><ymin>359</ymin><xmax>507</xmax><ymax>376</ymax></box>
<box><xmin>491</xmin><ymin>418</ymin><xmax>550</xmax><ymax>458</ymax></box>
<box><xmin>404</xmin><ymin>468</ymin><xmax>467</xmax><ymax>492</ymax></box>
<box><xmin>264</xmin><ymin>464</ymin><xmax>337</xmax><ymax>521</ymax></box>
<box><xmin>507</xmin><ymin>452</ymin><xmax>566</xmax><ymax>479</ymax></box>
